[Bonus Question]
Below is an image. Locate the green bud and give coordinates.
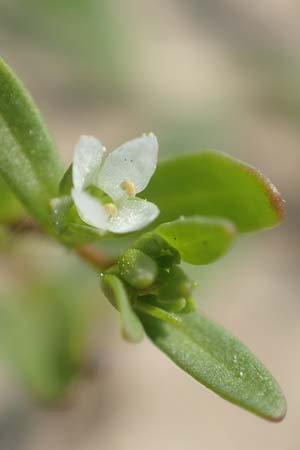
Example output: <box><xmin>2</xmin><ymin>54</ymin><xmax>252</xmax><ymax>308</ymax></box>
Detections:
<box><xmin>134</xmin><ymin>232</ymin><xmax>180</xmax><ymax>268</ymax></box>
<box><xmin>118</xmin><ymin>248</ymin><xmax>158</xmax><ymax>290</ymax></box>
<box><xmin>158</xmin><ymin>266</ymin><xmax>193</xmax><ymax>301</ymax></box>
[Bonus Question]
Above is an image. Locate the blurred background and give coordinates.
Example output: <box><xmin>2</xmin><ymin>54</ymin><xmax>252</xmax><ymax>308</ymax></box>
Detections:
<box><xmin>0</xmin><ymin>1</ymin><xmax>299</xmax><ymax>449</ymax></box>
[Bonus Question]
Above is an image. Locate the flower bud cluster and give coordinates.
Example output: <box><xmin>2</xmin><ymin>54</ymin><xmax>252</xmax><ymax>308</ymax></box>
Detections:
<box><xmin>103</xmin><ymin>233</ymin><xmax>196</xmax><ymax>314</ymax></box>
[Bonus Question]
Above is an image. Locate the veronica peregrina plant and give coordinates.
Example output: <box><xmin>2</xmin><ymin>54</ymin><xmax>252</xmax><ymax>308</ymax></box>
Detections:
<box><xmin>0</xmin><ymin>57</ymin><xmax>286</xmax><ymax>421</ymax></box>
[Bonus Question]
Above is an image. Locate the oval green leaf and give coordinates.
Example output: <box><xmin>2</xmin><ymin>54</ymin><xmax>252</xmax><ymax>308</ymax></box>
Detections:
<box><xmin>140</xmin><ymin>311</ymin><xmax>286</xmax><ymax>421</ymax></box>
<box><xmin>142</xmin><ymin>151</ymin><xmax>284</xmax><ymax>233</ymax></box>
<box><xmin>0</xmin><ymin>58</ymin><xmax>63</xmax><ymax>226</ymax></box>
<box><xmin>156</xmin><ymin>217</ymin><xmax>236</xmax><ymax>265</ymax></box>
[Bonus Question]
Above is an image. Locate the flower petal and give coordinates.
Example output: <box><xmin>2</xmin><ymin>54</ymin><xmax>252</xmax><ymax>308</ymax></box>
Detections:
<box><xmin>73</xmin><ymin>135</ymin><xmax>105</xmax><ymax>190</ymax></box>
<box><xmin>97</xmin><ymin>133</ymin><xmax>158</xmax><ymax>201</ymax></box>
<box><xmin>106</xmin><ymin>198</ymin><xmax>159</xmax><ymax>234</ymax></box>
<box><xmin>71</xmin><ymin>189</ymin><xmax>107</xmax><ymax>231</ymax></box>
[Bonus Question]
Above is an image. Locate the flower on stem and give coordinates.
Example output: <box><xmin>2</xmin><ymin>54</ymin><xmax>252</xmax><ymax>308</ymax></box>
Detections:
<box><xmin>71</xmin><ymin>133</ymin><xmax>159</xmax><ymax>234</ymax></box>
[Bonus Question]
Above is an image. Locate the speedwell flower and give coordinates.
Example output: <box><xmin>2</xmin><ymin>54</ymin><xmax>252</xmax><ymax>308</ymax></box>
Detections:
<box><xmin>71</xmin><ymin>133</ymin><xmax>159</xmax><ymax>234</ymax></box>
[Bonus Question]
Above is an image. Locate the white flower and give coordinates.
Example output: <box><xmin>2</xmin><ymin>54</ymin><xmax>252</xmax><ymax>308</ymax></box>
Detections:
<box><xmin>71</xmin><ymin>133</ymin><xmax>160</xmax><ymax>234</ymax></box>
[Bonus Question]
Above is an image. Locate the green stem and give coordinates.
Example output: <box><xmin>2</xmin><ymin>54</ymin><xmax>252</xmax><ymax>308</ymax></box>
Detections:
<box><xmin>3</xmin><ymin>217</ymin><xmax>114</xmax><ymax>271</ymax></box>
<box><xmin>76</xmin><ymin>245</ymin><xmax>115</xmax><ymax>271</ymax></box>
<box><xmin>134</xmin><ymin>302</ymin><xmax>182</xmax><ymax>327</ymax></box>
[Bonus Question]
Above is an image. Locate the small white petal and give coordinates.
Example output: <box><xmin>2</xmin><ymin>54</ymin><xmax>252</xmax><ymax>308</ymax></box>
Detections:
<box><xmin>71</xmin><ymin>189</ymin><xmax>107</xmax><ymax>231</ymax></box>
<box><xmin>73</xmin><ymin>135</ymin><xmax>105</xmax><ymax>190</ymax></box>
<box><xmin>97</xmin><ymin>133</ymin><xmax>158</xmax><ymax>201</ymax></box>
<box><xmin>106</xmin><ymin>198</ymin><xmax>159</xmax><ymax>234</ymax></box>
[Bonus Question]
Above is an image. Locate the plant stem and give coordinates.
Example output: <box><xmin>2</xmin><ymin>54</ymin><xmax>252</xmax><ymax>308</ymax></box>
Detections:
<box><xmin>76</xmin><ymin>245</ymin><xmax>114</xmax><ymax>271</ymax></box>
<box><xmin>4</xmin><ymin>217</ymin><xmax>114</xmax><ymax>270</ymax></box>
<box><xmin>6</xmin><ymin>217</ymin><xmax>43</xmax><ymax>235</ymax></box>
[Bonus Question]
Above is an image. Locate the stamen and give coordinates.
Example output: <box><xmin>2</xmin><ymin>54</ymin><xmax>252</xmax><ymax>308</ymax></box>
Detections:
<box><xmin>121</xmin><ymin>180</ymin><xmax>136</xmax><ymax>198</ymax></box>
<box><xmin>104</xmin><ymin>203</ymin><xmax>118</xmax><ymax>217</ymax></box>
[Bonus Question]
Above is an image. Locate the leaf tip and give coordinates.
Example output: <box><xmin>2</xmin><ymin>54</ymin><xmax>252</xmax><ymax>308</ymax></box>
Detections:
<box><xmin>266</xmin><ymin>180</ymin><xmax>285</xmax><ymax>222</ymax></box>
<box><xmin>267</xmin><ymin>398</ymin><xmax>287</xmax><ymax>423</ymax></box>
<box><xmin>246</xmin><ymin>165</ymin><xmax>285</xmax><ymax>223</ymax></box>
<box><xmin>222</xmin><ymin>218</ymin><xmax>237</xmax><ymax>237</ymax></box>
<box><xmin>121</xmin><ymin>326</ymin><xmax>144</xmax><ymax>343</ymax></box>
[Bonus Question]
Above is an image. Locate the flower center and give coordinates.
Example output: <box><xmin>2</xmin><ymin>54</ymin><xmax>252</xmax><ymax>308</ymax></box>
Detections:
<box><xmin>104</xmin><ymin>203</ymin><xmax>118</xmax><ymax>217</ymax></box>
<box><xmin>121</xmin><ymin>180</ymin><xmax>136</xmax><ymax>198</ymax></box>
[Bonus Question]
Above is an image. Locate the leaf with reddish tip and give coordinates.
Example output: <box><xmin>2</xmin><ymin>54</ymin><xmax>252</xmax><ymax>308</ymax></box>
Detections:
<box><xmin>142</xmin><ymin>151</ymin><xmax>284</xmax><ymax>233</ymax></box>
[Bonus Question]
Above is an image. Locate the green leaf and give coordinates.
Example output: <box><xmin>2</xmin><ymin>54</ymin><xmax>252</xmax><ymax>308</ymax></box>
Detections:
<box><xmin>0</xmin><ymin>58</ymin><xmax>63</xmax><ymax>226</ymax></box>
<box><xmin>0</xmin><ymin>174</ymin><xmax>23</xmax><ymax>222</ymax></box>
<box><xmin>140</xmin><ymin>311</ymin><xmax>286</xmax><ymax>421</ymax></box>
<box><xmin>142</xmin><ymin>151</ymin><xmax>284</xmax><ymax>233</ymax></box>
<box><xmin>156</xmin><ymin>217</ymin><xmax>236</xmax><ymax>265</ymax></box>
<box><xmin>134</xmin><ymin>232</ymin><xmax>181</xmax><ymax>268</ymax></box>
<box><xmin>101</xmin><ymin>274</ymin><xmax>144</xmax><ymax>343</ymax></box>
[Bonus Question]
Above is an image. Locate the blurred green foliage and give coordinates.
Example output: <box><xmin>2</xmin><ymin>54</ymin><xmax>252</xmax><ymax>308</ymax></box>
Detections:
<box><xmin>0</xmin><ymin>267</ymin><xmax>102</xmax><ymax>401</ymax></box>
<box><xmin>0</xmin><ymin>175</ymin><xmax>23</xmax><ymax>223</ymax></box>
<box><xmin>0</xmin><ymin>58</ymin><xmax>63</xmax><ymax>228</ymax></box>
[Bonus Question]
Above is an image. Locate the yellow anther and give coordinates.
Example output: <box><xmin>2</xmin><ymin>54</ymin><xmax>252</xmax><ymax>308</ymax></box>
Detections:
<box><xmin>121</xmin><ymin>180</ymin><xmax>136</xmax><ymax>198</ymax></box>
<box><xmin>104</xmin><ymin>203</ymin><xmax>118</xmax><ymax>217</ymax></box>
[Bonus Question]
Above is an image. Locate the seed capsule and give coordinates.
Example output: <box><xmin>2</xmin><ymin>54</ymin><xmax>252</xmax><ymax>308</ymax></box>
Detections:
<box><xmin>158</xmin><ymin>266</ymin><xmax>193</xmax><ymax>301</ymax></box>
<box><xmin>118</xmin><ymin>249</ymin><xmax>158</xmax><ymax>290</ymax></box>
